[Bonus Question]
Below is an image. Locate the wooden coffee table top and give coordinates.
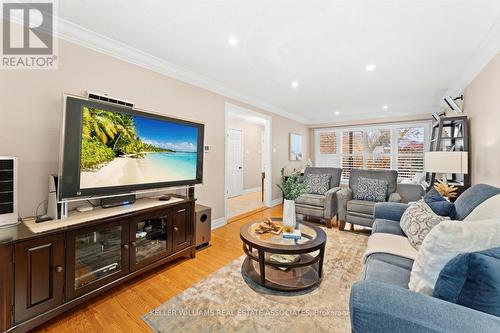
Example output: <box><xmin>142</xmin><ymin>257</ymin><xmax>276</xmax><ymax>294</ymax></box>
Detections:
<box><xmin>240</xmin><ymin>218</ymin><xmax>326</xmax><ymax>254</ymax></box>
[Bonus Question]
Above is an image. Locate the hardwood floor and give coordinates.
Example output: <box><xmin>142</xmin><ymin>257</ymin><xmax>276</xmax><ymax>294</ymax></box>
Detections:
<box><xmin>36</xmin><ymin>205</ymin><xmax>284</xmax><ymax>333</ymax></box>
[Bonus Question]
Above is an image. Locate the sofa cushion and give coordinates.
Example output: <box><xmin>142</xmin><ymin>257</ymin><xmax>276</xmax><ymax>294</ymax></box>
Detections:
<box><xmin>433</xmin><ymin>248</ymin><xmax>500</xmax><ymax>317</ymax></box>
<box><xmin>409</xmin><ymin>218</ymin><xmax>500</xmax><ymax>295</ymax></box>
<box><xmin>304</xmin><ymin>173</ymin><xmax>331</xmax><ymax>195</ymax></box>
<box><xmin>400</xmin><ymin>200</ymin><xmax>448</xmax><ymax>250</ymax></box>
<box><xmin>367</xmin><ymin>253</ymin><xmax>414</xmax><ymax>271</ymax></box>
<box><xmin>347</xmin><ymin>199</ymin><xmax>376</xmax><ymax>215</ymax></box>
<box><xmin>362</xmin><ymin>257</ymin><xmax>411</xmax><ymax>289</ymax></box>
<box><xmin>424</xmin><ymin>187</ymin><xmax>455</xmax><ymax>216</ymax></box>
<box><xmin>295</xmin><ymin>193</ymin><xmax>325</xmax><ymax>207</ymax></box>
<box><xmin>453</xmin><ymin>184</ymin><xmax>500</xmax><ymax>220</ymax></box>
<box><xmin>464</xmin><ymin>194</ymin><xmax>500</xmax><ymax>221</ymax></box>
<box><xmin>353</xmin><ymin>177</ymin><xmax>388</xmax><ymax>202</ymax></box>
<box><xmin>372</xmin><ymin>218</ymin><xmax>406</xmax><ymax>236</ymax></box>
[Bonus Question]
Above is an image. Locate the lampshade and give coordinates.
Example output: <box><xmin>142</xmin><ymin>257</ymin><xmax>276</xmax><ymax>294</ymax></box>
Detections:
<box><xmin>424</xmin><ymin>152</ymin><xmax>468</xmax><ymax>174</ymax></box>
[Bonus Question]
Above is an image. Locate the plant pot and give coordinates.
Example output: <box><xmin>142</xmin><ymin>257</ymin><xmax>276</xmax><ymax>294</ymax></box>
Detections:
<box><xmin>283</xmin><ymin>199</ymin><xmax>297</xmax><ymax>230</ymax></box>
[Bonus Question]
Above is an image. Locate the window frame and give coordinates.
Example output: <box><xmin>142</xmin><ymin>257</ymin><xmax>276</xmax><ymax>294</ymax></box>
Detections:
<box><xmin>314</xmin><ymin>121</ymin><xmax>431</xmax><ymax>182</ymax></box>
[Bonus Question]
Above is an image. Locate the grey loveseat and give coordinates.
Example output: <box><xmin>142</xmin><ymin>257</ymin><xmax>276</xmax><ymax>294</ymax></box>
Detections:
<box><xmin>295</xmin><ymin>167</ymin><xmax>342</xmax><ymax>228</ymax></box>
<box><xmin>336</xmin><ymin>169</ymin><xmax>424</xmax><ymax>230</ymax></box>
<box><xmin>350</xmin><ymin>184</ymin><xmax>500</xmax><ymax>333</ymax></box>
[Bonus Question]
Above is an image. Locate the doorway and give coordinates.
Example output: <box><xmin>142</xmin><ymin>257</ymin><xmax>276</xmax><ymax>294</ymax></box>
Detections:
<box><xmin>225</xmin><ymin>103</ymin><xmax>272</xmax><ymax>222</ymax></box>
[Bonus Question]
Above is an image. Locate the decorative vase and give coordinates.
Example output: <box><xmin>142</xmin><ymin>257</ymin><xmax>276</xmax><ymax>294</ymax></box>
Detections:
<box><xmin>283</xmin><ymin>199</ymin><xmax>297</xmax><ymax>230</ymax></box>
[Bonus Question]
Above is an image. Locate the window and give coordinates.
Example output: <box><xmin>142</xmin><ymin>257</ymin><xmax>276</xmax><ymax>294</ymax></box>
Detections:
<box><xmin>364</xmin><ymin>128</ymin><xmax>391</xmax><ymax>170</ymax></box>
<box><xmin>397</xmin><ymin>127</ymin><xmax>425</xmax><ymax>180</ymax></box>
<box><xmin>314</xmin><ymin>122</ymin><xmax>429</xmax><ymax>181</ymax></box>
<box><xmin>341</xmin><ymin>131</ymin><xmax>364</xmax><ymax>180</ymax></box>
<box><xmin>319</xmin><ymin>132</ymin><xmax>337</xmax><ymax>154</ymax></box>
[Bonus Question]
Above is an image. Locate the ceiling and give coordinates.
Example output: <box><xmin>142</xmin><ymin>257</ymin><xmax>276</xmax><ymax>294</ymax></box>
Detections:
<box><xmin>57</xmin><ymin>1</ymin><xmax>500</xmax><ymax>124</ymax></box>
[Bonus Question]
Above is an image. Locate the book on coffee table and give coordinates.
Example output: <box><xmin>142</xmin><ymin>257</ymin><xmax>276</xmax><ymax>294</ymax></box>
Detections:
<box><xmin>282</xmin><ymin>229</ymin><xmax>301</xmax><ymax>240</ymax></box>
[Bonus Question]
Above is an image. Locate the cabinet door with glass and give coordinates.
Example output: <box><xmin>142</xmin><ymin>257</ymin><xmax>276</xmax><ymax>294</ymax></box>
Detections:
<box><xmin>129</xmin><ymin>209</ymin><xmax>172</xmax><ymax>271</ymax></box>
<box><xmin>66</xmin><ymin>219</ymin><xmax>130</xmax><ymax>300</ymax></box>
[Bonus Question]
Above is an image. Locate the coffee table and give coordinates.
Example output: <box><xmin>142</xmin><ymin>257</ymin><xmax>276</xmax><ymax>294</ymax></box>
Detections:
<box><xmin>240</xmin><ymin>218</ymin><xmax>326</xmax><ymax>291</ymax></box>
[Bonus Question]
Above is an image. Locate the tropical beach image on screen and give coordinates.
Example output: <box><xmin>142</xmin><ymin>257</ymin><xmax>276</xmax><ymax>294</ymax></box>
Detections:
<box><xmin>79</xmin><ymin>107</ymin><xmax>198</xmax><ymax>189</ymax></box>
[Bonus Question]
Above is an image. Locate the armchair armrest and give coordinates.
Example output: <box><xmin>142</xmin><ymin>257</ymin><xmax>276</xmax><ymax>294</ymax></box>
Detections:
<box><xmin>374</xmin><ymin>202</ymin><xmax>409</xmax><ymax>221</ymax></box>
<box><xmin>396</xmin><ymin>183</ymin><xmax>425</xmax><ymax>203</ymax></box>
<box><xmin>324</xmin><ymin>186</ymin><xmax>341</xmax><ymax>218</ymax></box>
<box><xmin>336</xmin><ymin>188</ymin><xmax>352</xmax><ymax>221</ymax></box>
<box><xmin>388</xmin><ymin>192</ymin><xmax>402</xmax><ymax>203</ymax></box>
<box><xmin>350</xmin><ymin>281</ymin><xmax>500</xmax><ymax>333</ymax></box>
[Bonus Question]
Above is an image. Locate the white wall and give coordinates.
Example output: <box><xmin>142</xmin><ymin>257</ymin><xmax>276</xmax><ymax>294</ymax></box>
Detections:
<box><xmin>0</xmin><ymin>38</ymin><xmax>310</xmax><ymax>220</ymax></box>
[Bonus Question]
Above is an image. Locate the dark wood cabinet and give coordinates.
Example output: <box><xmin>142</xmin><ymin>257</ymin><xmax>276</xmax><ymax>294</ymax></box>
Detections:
<box><xmin>66</xmin><ymin>219</ymin><xmax>130</xmax><ymax>300</ymax></box>
<box><xmin>13</xmin><ymin>235</ymin><xmax>65</xmax><ymax>323</ymax></box>
<box><xmin>0</xmin><ymin>197</ymin><xmax>196</xmax><ymax>333</ymax></box>
<box><xmin>129</xmin><ymin>209</ymin><xmax>171</xmax><ymax>271</ymax></box>
<box><xmin>171</xmin><ymin>204</ymin><xmax>192</xmax><ymax>253</ymax></box>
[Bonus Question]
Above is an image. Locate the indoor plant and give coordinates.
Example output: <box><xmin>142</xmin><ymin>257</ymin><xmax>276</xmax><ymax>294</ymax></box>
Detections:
<box><xmin>277</xmin><ymin>168</ymin><xmax>309</xmax><ymax>230</ymax></box>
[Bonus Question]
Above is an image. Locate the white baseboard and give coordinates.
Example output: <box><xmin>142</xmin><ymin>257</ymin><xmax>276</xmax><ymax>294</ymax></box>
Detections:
<box><xmin>242</xmin><ymin>187</ymin><xmax>262</xmax><ymax>195</ymax></box>
<box><xmin>266</xmin><ymin>198</ymin><xmax>283</xmax><ymax>207</ymax></box>
<box><xmin>211</xmin><ymin>217</ymin><xmax>227</xmax><ymax>230</ymax></box>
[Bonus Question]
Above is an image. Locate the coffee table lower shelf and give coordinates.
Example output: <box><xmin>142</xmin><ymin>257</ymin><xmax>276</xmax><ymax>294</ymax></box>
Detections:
<box><xmin>241</xmin><ymin>254</ymin><xmax>321</xmax><ymax>291</ymax></box>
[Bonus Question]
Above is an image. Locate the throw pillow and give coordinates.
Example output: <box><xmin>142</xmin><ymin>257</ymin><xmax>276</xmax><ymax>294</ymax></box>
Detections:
<box><xmin>433</xmin><ymin>247</ymin><xmax>500</xmax><ymax>317</ymax></box>
<box><xmin>399</xmin><ymin>200</ymin><xmax>448</xmax><ymax>250</ymax></box>
<box><xmin>424</xmin><ymin>187</ymin><xmax>455</xmax><ymax>217</ymax></box>
<box><xmin>304</xmin><ymin>174</ymin><xmax>331</xmax><ymax>195</ymax></box>
<box><xmin>409</xmin><ymin>218</ymin><xmax>500</xmax><ymax>295</ymax></box>
<box><xmin>464</xmin><ymin>194</ymin><xmax>500</xmax><ymax>221</ymax></box>
<box><xmin>353</xmin><ymin>177</ymin><xmax>388</xmax><ymax>202</ymax></box>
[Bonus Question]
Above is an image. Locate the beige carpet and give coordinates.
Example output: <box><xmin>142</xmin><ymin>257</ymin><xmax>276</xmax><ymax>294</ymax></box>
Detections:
<box><xmin>144</xmin><ymin>227</ymin><xmax>369</xmax><ymax>333</ymax></box>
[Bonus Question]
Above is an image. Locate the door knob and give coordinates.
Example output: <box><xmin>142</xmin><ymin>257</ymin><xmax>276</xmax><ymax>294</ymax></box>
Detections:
<box><xmin>174</xmin><ymin>226</ymin><xmax>179</xmax><ymax>232</ymax></box>
<box><xmin>238</xmin><ymin>166</ymin><xmax>242</xmax><ymax>169</ymax></box>
<box><xmin>55</xmin><ymin>265</ymin><xmax>63</xmax><ymax>273</ymax></box>
<box><xmin>131</xmin><ymin>241</ymin><xmax>137</xmax><ymax>247</ymax></box>
<box><xmin>123</xmin><ymin>244</ymin><xmax>129</xmax><ymax>250</ymax></box>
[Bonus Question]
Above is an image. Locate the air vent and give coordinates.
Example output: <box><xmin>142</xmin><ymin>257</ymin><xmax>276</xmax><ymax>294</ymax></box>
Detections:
<box><xmin>87</xmin><ymin>92</ymin><xmax>134</xmax><ymax>108</ymax></box>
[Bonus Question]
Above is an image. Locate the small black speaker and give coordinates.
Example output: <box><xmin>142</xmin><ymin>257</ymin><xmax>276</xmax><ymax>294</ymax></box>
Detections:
<box><xmin>0</xmin><ymin>157</ymin><xmax>18</xmax><ymax>226</ymax></box>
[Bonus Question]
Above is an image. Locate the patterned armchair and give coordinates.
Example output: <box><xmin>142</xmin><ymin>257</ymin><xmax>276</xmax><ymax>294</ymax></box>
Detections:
<box><xmin>294</xmin><ymin>167</ymin><xmax>342</xmax><ymax>228</ymax></box>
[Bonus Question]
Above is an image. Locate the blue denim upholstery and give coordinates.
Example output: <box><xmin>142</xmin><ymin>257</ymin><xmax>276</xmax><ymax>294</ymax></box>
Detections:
<box><xmin>433</xmin><ymin>247</ymin><xmax>500</xmax><ymax>317</ymax></box>
<box><xmin>371</xmin><ymin>218</ymin><xmax>405</xmax><ymax>236</ymax></box>
<box><xmin>453</xmin><ymin>184</ymin><xmax>500</xmax><ymax>220</ymax></box>
<box><xmin>350</xmin><ymin>281</ymin><xmax>500</xmax><ymax>333</ymax></box>
<box><xmin>373</xmin><ymin>202</ymin><xmax>409</xmax><ymax>221</ymax></box>
<box><xmin>350</xmin><ymin>184</ymin><xmax>500</xmax><ymax>333</ymax></box>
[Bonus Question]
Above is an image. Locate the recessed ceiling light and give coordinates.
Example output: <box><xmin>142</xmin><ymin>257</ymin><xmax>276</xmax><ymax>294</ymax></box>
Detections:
<box><xmin>382</xmin><ymin>105</ymin><xmax>389</xmax><ymax>110</ymax></box>
<box><xmin>365</xmin><ymin>64</ymin><xmax>376</xmax><ymax>72</ymax></box>
<box><xmin>291</xmin><ymin>81</ymin><xmax>299</xmax><ymax>89</ymax></box>
<box><xmin>335</xmin><ymin>111</ymin><xmax>340</xmax><ymax>115</ymax></box>
<box><xmin>228</xmin><ymin>36</ymin><xmax>239</xmax><ymax>46</ymax></box>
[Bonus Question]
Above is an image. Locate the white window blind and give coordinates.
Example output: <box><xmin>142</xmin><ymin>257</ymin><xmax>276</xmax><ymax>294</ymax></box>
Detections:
<box><xmin>341</xmin><ymin>131</ymin><xmax>363</xmax><ymax>180</ymax></box>
<box><xmin>397</xmin><ymin>127</ymin><xmax>425</xmax><ymax>180</ymax></box>
<box><xmin>315</xmin><ymin>122</ymin><xmax>429</xmax><ymax>181</ymax></box>
<box><xmin>364</xmin><ymin>128</ymin><xmax>391</xmax><ymax>170</ymax></box>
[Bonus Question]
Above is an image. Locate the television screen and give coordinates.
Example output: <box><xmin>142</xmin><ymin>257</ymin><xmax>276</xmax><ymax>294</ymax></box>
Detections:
<box><xmin>59</xmin><ymin>96</ymin><xmax>204</xmax><ymax>200</ymax></box>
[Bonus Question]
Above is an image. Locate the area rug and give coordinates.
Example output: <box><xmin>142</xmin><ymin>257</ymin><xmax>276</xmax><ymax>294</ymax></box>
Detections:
<box><xmin>143</xmin><ymin>227</ymin><xmax>369</xmax><ymax>333</ymax></box>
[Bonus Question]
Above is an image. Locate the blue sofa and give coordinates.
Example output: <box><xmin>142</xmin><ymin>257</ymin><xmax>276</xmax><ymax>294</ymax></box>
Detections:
<box><xmin>350</xmin><ymin>184</ymin><xmax>500</xmax><ymax>333</ymax></box>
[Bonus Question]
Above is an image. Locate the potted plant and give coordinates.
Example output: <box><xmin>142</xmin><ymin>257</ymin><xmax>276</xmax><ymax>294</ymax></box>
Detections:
<box><xmin>277</xmin><ymin>168</ymin><xmax>309</xmax><ymax>230</ymax></box>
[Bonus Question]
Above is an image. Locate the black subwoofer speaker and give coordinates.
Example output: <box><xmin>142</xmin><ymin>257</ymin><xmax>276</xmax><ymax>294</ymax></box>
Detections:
<box><xmin>194</xmin><ymin>204</ymin><xmax>211</xmax><ymax>248</ymax></box>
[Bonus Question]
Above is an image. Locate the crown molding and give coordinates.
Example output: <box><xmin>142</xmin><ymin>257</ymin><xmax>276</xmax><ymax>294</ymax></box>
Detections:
<box><xmin>306</xmin><ymin>106</ymin><xmax>439</xmax><ymax>127</ymax></box>
<box><xmin>54</xmin><ymin>17</ymin><xmax>308</xmax><ymax>124</ymax></box>
<box><xmin>445</xmin><ymin>14</ymin><xmax>500</xmax><ymax>98</ymax></box>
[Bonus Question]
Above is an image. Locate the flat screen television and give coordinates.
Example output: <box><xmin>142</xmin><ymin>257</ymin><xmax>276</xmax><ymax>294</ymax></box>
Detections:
<box><xmin>58</xmin><ymin>95</ymin><xmax>204</xmax><ymax>200</ymax></box>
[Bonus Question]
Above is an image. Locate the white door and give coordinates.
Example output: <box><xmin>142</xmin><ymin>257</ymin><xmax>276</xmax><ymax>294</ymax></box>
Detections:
<box><xmin>227</xmin><ymin>128</ymin><xmax>244</xmax><ymax>198</ymax></box>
